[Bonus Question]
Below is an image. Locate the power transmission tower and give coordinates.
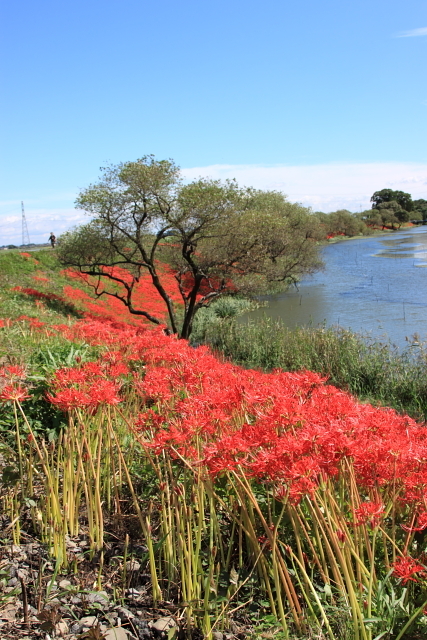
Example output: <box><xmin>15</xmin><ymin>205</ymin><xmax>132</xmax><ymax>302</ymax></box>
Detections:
<box><xmin>21</xmin><ymin>201</ymin><xmax>31</xmax><ymax>246</ymax></box>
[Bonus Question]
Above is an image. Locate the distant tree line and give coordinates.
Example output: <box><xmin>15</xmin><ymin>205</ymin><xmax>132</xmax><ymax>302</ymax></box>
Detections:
<box><xmin>315</xmin><ymin>189</ymin><xmax>427</xmax><ymax>237</ymax></box>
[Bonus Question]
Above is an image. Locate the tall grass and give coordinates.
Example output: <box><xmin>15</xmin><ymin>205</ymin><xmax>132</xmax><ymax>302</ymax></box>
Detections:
<box><xmin>195</xmin><ymin>315</ymin><xmax>427</xmax><ymax>421</ymax></box>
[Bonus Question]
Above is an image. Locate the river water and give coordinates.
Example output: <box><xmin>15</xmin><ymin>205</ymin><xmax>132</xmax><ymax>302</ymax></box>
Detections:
<box><xmin>246</xmin><ymin>226</ymin><xmax>427</xmax><ymax>350</ymax></box>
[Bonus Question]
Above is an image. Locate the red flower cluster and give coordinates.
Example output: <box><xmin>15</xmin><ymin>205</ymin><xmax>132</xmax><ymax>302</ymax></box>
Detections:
<box><xmin>19</xmin><ymin>252</ymin><xmax>38</xmax><ymax>264</ymax></box>
<box><xmin>46</xmin><ymin>357</ymin><xmax>128</xmax><ymax>412</ymax></box>
<box><xmin>392</xmin><ymin>556</ymin><xmax>427</xmax><ymax>585</ymax></box>
<box><xmin>17</xmin><ymin>315</ymin><xmax>45</xmax><ymax>329</ymax></box>
<box><xmin>13</xmin><ymin>287</ymin><xmax>63</xmax><ymax>303</ymax></box>
<box><xmin>0</xmin><ymin>365</ymin><xmax>30</xmax><ymax>403</ymax></box>
<box><xmin>62</xmin><ymin>264</ymin><xmax>185</xmax><ymax>326</ymax></box>
<box><xmin>353</xmin><ymin>501</ymin><xmax>385</xmax><ymax>529</ymax></box>
<box><xmin>37</xmin><ymin>317</ymin><xmax>427</xmax><ymax>508</ymax></box>
<box><xmin>62</xmin><ymin>263</ymin><xmax>236</xmax><ymax>327</ymax></box>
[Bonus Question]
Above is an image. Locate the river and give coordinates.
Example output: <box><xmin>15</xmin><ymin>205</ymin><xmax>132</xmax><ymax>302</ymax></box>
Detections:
<box><xmin>245</xmin><ymin>226</ymin><xmax>427</xmax><ymax>350</ymax></box>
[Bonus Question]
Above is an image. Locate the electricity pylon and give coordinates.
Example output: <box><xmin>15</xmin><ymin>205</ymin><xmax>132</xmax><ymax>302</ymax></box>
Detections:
<box><xmin>21</xmin><ymin>201</ymin><xmax>31</xmax><ymax>246</ymax></box>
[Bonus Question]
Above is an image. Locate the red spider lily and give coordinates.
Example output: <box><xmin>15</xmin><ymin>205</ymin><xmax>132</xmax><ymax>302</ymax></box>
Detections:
<box><xmin>0</xmin><ymin>384</ymin><xmax>31</xmax><ymax>402</ymax></box>
<box><xmin>46</xmin><ymin>379</ymin><xmax>121</xmax><ymax>412</ymax></box>
<box><xmin>108</xmin><ymin>362</ymin><xmax>130</xmax><ymax>377</ymax></box>
<box><xmin>17</xmin><ymin>315</ymin><xmax>45</xmax><ymax>329</ymax></box>
<box><xmin>0</xmin><ymin>365</ymin><xmax>26</xmax><ymax>381</ymax></box>
<box><xmin>13</xmin><ymin>287</ymin><xmax>63</xmax><ymax>302</ymax></box>
<box><xmin>402</xmin><ymin>512</ymin><xmax>427</xmax><ymax>532</ymax></box>
<box><xmin>353</xmin><ymin>502</ymin><xmax>385</xmax><ymax>529</ymax></box>
<box><xmin>46</xmin><ymin>357</ymin><xmax>124</xmax><ymax>412</ymax></box>
<box><xmin>392</xmin><ymin>556</ymin><xmax>427</xmax><ymax>584</ymax></box>
<box><xmin>46</xmin><ymin>388</ymin><xmax>93</xmax><ymax>411</ymax></box>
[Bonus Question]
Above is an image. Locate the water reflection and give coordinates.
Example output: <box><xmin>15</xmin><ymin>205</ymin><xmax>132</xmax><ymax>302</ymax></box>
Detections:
<box><xmin>244</xmin><ymin>227</ymin><xmax>427</xmax><ymax>349</ymax></box>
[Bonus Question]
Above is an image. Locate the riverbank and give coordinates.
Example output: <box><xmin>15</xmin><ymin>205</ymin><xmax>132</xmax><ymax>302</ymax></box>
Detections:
<box><xmin>3</xmin><ymin>250</ymin><xmax>427</xmax><ymax>640</ymax></box>
<box><xmin>323</xmin><ymin>222</ymin><xmax>418</xmax><ymax>244</ymax></box>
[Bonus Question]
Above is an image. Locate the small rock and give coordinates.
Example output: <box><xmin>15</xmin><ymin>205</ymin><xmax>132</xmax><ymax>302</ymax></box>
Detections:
<box><xmin>66</xmin><ymin>540</ymin><xmax>78</xmax><ymax>550</ymax></box>
<box><xmin>8</xmin><ymin>566</ymin><xmax>17</xmax><ymax>578</ymax></box>
<box><xmin>133</xmin><ymin>619</ymin><xmax>152</xmax><ymax>640</ymax></box>
<box><xmin>87</xmin><ymin>590</ymin><xmax>109</xmax><ymax>604</ymax></box>
<box><xmin>104</xmin><ymin>628</ymin><xmax>129</xmax><ymax>640</ymax></box>
<box><xmin>79</xmin><ymin>615</ymin><xmax>99</xmax><ymax>628</ymax></box>
<box><xmin>212</xmin><ymin>633</ymin><xmax>224</xmax><ymax>640</ymax></box>
<box><xmin>126</xmin><ymin>560</ymin><xmax>141</xmax><ymax>572</ymax></box>
<box><xmin>59</xmin><ymin>579</ymin><xmax>72</xmax><ymax>589</ymax></box>
<box><xmin>7</xmin><ymin>578</ymin><xmax>18</xmax><ymax>587</ymax></box>
<box><xmin>17</xmin><ymin>568</ymin><xmax>29</xmax><ymax>580</ymax></box>
<box><xmin>105</xmin><ymin>612</ymin><xmax>118</xmax><ymax>624</ymax></box>
<box><xmin>116</xmin><ymin>606</ymin><xmax>134</xmax><ymax>620</ymax></box>
<box><xmin>55</xmin><ymin>620</ymin><xmax>69</xmax><ymax>637</ymax></box>
<box><xmin>151</xmin><ymin>616</ymin><xmax>176</xmax><ymax>633</ymax></box>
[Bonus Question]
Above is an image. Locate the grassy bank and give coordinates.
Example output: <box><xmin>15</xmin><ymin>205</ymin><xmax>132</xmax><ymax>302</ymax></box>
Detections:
<box><xmin>192</xmin><ymin>308</ymin><xmax>427</xmax><ymax>422</ymax></box>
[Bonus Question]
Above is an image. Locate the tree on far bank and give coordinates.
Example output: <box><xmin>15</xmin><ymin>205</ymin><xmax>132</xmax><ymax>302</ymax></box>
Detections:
<box><xmin>58</xmin><ymin>156</ymin><xmax>324</xmax><ymax>339</ymax></box>
<box><xmin>413</xmin><ymin>199</ymin><xmax>427</xmax><ymax>221</ymax></box>
<box><xmin>370</xmin><ymin>189</ymin><xmax>413</xmax><ymax>212</ymax></box>
<box><xmin>316</xmin><ymin>209</ymin><xmax>368</xmax><ymax>237</ymax></box>
<box><xmin>363</xmin><ymin>200</ymin><xmax>409</xmax><ymax>229</ymax></box>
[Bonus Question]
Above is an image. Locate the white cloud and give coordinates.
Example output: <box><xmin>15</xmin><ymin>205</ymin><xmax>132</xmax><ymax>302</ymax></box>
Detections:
<box><xmin>0</xmin><ymin>209</ymin><xmax>87</xmax><ymax>246</ymax></box>
<box><xmin>181</xmin><ymin>162</ymin><xmax>427</xmax><ymax>212</ymax></box>
<box><xmin>397</xmin><ymin>27</ymin><xmax>427</xmax><ymax>37</ymax></box>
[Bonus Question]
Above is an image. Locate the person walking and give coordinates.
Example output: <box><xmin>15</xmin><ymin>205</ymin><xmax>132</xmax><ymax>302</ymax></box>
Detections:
<box><xmin>48</xmin><ymin>232</ymin><xmax>56</xmax><ymax>248</ymax></box>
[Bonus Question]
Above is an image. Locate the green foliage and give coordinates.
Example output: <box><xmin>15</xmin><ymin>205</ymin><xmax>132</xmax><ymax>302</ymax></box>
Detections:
<box><xmin>413</xmin><ymin>199</ymin><xmax>427</xmax><ymax>222</ymax></box>
<box><xmin>316</xmin><ymin>209</ymin><xmax>369</xmax><ymax>237</ymax></box>
<box><xmin>190</xmin><ymin>296</ymin><xmax>259</xmax><ymax>345</ymax></box>
<box><xmin>371</xmin><ymin>189</ymin><xmax>413</xmax><ymax>213</ymax></box>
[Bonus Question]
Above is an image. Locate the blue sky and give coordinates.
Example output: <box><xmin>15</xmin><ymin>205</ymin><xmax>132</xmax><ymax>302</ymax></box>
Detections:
<box><xmin>1</xmin><ymin>0</ymin><xmax>426</xmax><ymax>244</ymax></box>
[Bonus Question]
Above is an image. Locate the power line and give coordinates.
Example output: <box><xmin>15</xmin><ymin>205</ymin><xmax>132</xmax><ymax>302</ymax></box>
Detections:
<box><xmin>21</xmin><ymin>201</ymin><xmax>31</xmax><ymax>245</ymax></box>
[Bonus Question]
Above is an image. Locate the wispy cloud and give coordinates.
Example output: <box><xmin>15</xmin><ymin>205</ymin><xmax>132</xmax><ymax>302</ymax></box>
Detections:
<box><xmin>397</xmin><ymin>27</ymin><xmax>427</xmax><ymax>38</ymax></box>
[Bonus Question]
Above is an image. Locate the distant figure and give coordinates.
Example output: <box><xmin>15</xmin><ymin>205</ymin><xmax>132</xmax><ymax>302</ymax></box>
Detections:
<box><xmin>48</xmin><ymin>232</ymin><xmax>56</xmax><ymax>248</ymax></box>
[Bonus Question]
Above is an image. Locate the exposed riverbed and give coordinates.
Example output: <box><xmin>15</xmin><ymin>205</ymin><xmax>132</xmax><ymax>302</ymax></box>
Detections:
<box><xmin>245</xmin><ymin>226</ymin><xmax>427</xmax><ymax>350</ymax></box>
